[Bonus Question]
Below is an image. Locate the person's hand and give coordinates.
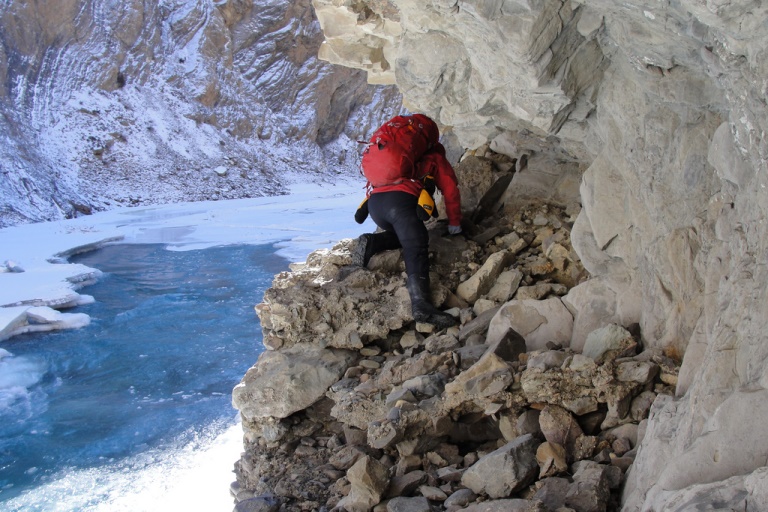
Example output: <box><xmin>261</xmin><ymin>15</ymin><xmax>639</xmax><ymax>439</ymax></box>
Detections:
<box><xmin>354</xmin><ymin>199</ymin><xmax>369</xmax><ymax>224</ymax></box>
<box><xmin>448</xmin><ymin>224</ymin><xmax>462</xmax><ymax>235</ymax></box>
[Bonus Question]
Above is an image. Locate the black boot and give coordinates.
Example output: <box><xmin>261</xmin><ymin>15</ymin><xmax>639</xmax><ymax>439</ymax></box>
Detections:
<box><xmin>352</xmin><ymin>234</ymin><xmax>375</xmax><ymax>267</ymax></box>
<box><xmin>352</xmin><ymin>231</ymin><xmax>402</xmax><ymax>267</ymax></box>
<box><xmin>406</xmin><ymin>275</ymin><xmax>457</xmax><ymax>329</ymax></box>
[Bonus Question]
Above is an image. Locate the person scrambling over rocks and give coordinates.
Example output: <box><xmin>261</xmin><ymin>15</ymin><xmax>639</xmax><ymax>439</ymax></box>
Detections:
<box><xmin>352</xmin><ymin>114</ymin><xmax>462</xmax><ymax>329</ymax></box>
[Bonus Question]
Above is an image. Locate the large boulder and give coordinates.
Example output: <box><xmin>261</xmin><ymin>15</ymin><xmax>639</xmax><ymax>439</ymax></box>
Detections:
<box><xmin>337</xmin><ymin>456</ymin><xmax>390</xmax><ymax>512</ymax></box>
<box><xmin>457</xmin><ymin>250</ymin><xmax>514</xmax><ymax>304</ymax></box>
<box><xmin>487</xmin><ymin>298</ymin><xmax>574</xmax><ymax>351</ymax></box>
<box><xmin>232</xmin><ymin>344</ymin><xmax>355</xmax><ymax>420</ymax></box>
<box><xmin>461</xmin><ymin>434</ymin><xmax>540</xmax><ymax>499</ymax></box>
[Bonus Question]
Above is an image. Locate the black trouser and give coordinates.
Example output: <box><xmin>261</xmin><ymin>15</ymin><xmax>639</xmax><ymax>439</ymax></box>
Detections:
<box><xmin>367</xmin><ymin>191</ymin><xmax>429</xmax><ymax>278</ymax></box>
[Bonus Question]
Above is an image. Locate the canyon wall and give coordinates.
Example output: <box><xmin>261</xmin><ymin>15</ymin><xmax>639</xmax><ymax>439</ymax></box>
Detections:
<box><xmin>0</xmin><ymin>0</ymin><xmax>400</xmax><ymax>227</ymax></box>
<box><xmin>310</xmin><ymin>0</ymin><xmax>768</xmax><ymax>509</ymax></box>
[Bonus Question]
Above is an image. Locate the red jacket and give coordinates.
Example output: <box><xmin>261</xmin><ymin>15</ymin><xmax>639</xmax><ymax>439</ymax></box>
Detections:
<box><xmin>369</xmin><ymin>143</ymin><xmax>462</xmax><ymax>226</ymax></box>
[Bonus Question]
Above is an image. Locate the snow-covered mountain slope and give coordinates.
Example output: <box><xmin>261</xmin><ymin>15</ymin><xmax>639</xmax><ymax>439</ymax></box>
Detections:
<box><xmin>0</xmin><ymin>0</ymin><xmax>401</xmax><ymax>228</ymax></box>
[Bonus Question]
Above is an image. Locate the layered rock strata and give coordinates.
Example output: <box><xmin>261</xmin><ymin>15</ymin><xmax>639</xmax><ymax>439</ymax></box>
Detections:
<box><xmin>231</xmin><ymin>151</ymin><xmax>680</xmax><ymax>511</ymax></box>
<box><xmin>0</xmin><ymin>0</ymin><xmax>401</xmax><ymax>227</ymax></box>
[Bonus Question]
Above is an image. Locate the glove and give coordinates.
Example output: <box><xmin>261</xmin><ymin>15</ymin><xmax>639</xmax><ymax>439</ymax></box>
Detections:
<box><xmin>422</xmin><ymin>175</ymin><xmax>436</xmax><ymax>196</ymax></box>
<box><xmin>354</xmin><ymin>198</ymin><xmax>369</xmax><ymax>224</ymax></box>
<box><xmin>448</xmin><ymin>224</ymin><xmax>462</xmax><ymax>235</ymax></box>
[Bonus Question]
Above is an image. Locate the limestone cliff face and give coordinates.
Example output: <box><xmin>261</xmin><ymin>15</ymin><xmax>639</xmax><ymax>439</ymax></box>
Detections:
<box><xmin>310</xmin><ymin>0</ymin><xmax>768</xmax><ymax>509</ymax></box>
<box><xmin>0</xmin><ymin>0</ymin><xmax>400</xmax><ymax>227</ymax></box>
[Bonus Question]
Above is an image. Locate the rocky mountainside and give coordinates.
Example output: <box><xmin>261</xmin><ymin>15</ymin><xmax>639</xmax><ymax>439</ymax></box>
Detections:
<box><xmin>0</xmin><ymin>0</ymin><xmax>400</xmax><ymax>228</ymax></box>
<box><xmin>231</xmin><ymin>152</ymin><xmax>684</xmax><ymax>511</ymax></box>
<box><xmin>230</xmin><ymin>0</ymin><xmax>768</xmax><ymax>511</ymax></box>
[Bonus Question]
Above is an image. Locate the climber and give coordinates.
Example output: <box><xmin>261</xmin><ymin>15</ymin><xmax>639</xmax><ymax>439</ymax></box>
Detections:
<box><xmin>352</xmin><ymin>114</ymin><xmax>462</xmax><ymax>329</ymax></box>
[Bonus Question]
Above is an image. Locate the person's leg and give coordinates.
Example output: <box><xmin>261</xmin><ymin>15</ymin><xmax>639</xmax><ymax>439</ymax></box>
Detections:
<box><xmin>404</xmin><ymin>274</ymin><xmax>456</xmax><ymax>328</ymax></box>
<box><xmin>368</xmin><ymin>192</ymin><xmax>456</xmax><ymax>328</ymax></box>
<box><xmin>351</xmin><ymin>230</ymin><xmax>400</xmax><ymax>267</ymax></box>
<box><xmin>369</xmin><ymin>192</ymin><xmax>429</xmax><ymax>277</ymax></box>
<box><xmin>353</xmin><ymin>194</ymin><xmax>404</xmax><ymax>267</ymax></box>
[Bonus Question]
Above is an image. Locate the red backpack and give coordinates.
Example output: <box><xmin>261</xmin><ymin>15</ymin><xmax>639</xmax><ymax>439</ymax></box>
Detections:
<box><xmin>360</xmin><ymin>114</ymin><xmax>439</xmax><ymax>188</ymax></box>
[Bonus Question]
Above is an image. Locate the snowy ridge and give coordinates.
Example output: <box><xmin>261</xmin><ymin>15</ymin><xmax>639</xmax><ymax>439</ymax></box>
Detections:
<box><xmin>0</xmin><ymin>0</ymin><xmax>402</xmax><ymax>228</ymax></box>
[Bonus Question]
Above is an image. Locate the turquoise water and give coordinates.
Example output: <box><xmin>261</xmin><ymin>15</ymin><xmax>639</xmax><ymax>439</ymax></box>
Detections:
<box><xmin>0</xmin><ymin>243</ymin><xmax>285</xmax><ymax>510</ymax></box>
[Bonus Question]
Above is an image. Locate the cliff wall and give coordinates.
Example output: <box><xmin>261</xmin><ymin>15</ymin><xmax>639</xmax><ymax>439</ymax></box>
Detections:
<box><xmin>274</xmin><ymin>0</ymin><xmax>767</xmax><ymax>509</ymax></box>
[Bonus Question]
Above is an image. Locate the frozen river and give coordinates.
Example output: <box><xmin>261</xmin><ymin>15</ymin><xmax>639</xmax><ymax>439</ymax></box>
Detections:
<box><xmin>0</xmin><ymin>243</ymin><xmax>284</xmax><ymax>510</ymax></box>
<box><xmin>0</xmin><ymin>181</ymin><xmax>366</xmax><ymax>511</ymax></box>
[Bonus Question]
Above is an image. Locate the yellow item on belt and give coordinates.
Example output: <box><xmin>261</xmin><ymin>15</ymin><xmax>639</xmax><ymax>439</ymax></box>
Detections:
<box><xmin>417</xmin><ymin>188</ymin><xmax>437</xmax><ymax>220</ymax></box>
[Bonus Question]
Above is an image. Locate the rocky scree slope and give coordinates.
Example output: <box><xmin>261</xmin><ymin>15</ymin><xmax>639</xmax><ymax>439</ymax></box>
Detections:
<box><xmin>303</xmin><ymin>0</ymin><xmax>768</xmax><ymax>510</ymax></box>
<box><xmin>0</xmin><ymin>0</ymin><xmax>400</xmax><ymax>228</ymax></box>
<box><xmin>230</xmin><ymin>151</ymin><xmax>681</xmax><ymax>511</ymax></box>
